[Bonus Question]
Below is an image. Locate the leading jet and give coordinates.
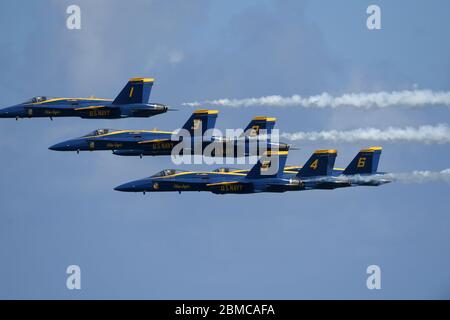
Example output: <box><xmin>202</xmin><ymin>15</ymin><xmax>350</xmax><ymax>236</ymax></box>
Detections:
<box><xmin>114</xmin><ymin>147</ymin><xmax>392</xmax><ymax>194</ymax></box>
<box><xmin>0</xmin><ymin>78</ymin><xmax>168</xmax><ymax>120</ymax></box>
<box><xmin>49</xmin><ymin>110</ymin><xmax>291</xmax><ymax>157</ymax></box>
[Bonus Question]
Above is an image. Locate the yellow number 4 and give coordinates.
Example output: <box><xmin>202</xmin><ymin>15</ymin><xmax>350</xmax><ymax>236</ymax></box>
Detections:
<box><xmin>357</xmin><ymin>157</ymin><xmax>366</xmax><ymax>168</ymax></box>
<box><xmin>310</xmin><ymin>159</ymin><xmax>319</xmax><ymax>170</ymax></box>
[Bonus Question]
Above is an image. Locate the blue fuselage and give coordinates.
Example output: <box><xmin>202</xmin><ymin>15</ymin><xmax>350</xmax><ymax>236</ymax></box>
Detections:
<box><xmin>0</xmin><ymin>98</ymin><xmax>167</xmax><ymax>119</ymax></box>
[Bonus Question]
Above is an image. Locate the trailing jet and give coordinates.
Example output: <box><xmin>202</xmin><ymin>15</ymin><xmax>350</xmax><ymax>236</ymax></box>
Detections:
<box><xmin>49</xmin><ymin>110</ymin><xmax>290</xmax><ymax>157</ymax></box>
<box><xmin>114</xmin><ymin>146</ymin><xmax>391</xmax><ymax>194</ymax></box>
<box><xmin>0</xmin><ymin>78</ymin><xmax>168</xmax><ymax>120</ymax></box>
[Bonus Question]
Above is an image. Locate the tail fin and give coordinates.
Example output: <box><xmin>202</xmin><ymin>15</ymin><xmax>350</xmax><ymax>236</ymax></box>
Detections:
<box><xmin>297</xmin><ymin>149</ymin><xmax>337</xmax><ymax>178</ymax></box>
<box><xmin>246</xmin><ymin>151</ymin><xmax>288</xmax><ymax>179</ymax></box>
<box><xmin>181</xmin><ymin>109</ymin><xmax>219</xmax><ymax>136</ymax></box>
<box><xmin>240</xmin><ymin>116</ymin><xmax>277</xmax><ymax>137</ymax></box>
<box><xmin>112</xmin><ymin>78</ymin><xmax>154</xmax><ymax>105</ymax></box>
<box><xmin>343</xmin><ymin>147</ymin><xmax>382</xmax><ymax>175</ymax></box>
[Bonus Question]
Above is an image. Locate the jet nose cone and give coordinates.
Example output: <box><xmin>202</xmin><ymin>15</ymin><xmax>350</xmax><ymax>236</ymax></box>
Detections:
<box><xmin>115</xmin><ymin>179</ymin><xmax>150</xmax><ymax>192</ymax></box>
<box><xmin>114</xmin><ymin>182</ymin><xmax>136</xmax><ymax>192</ymax></box>
<box><xmin>48</xmin><ymin>142</ymin><xmax>67</xmax><ymax>151</ymax></box>
<box><xmin>49</xmin><ymin>139</ymin><xmax>87</xmax><ymax>151</ymax></box>
<box><xmin>0</xmin><ymin>106</ymin><xmax>23</xmax><ymax>118</ymax></box>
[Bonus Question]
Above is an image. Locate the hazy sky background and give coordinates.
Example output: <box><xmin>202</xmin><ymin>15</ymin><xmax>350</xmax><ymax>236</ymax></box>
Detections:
<box><xmin>0</xmin><ymin>0</ymin><xmax>449</xmax><ymax>299</ymax></box>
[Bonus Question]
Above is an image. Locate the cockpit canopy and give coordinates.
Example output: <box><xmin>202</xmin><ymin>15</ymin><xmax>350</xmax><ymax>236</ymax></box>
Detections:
<box><xmin>24</xmin><ymin>96</ymin><xmax>50</xmax><ymax>104</ymax></box>
<box><xmin>83</xmin><ymin>129</ymin><xmax>118</xmax><ymax>137</ymax></box>
<box><xmin>212</xmin><ymin>167</ymin><xmax>239</xmax><ymax>173</ymax></box>
<box><xmin>151</xmin><ymin>169</ymin><xmax>187</xmax><ymax>178</ymax></box>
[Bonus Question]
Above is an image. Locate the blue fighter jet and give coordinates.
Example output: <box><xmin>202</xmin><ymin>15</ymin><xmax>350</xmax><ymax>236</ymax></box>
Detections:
<box><xmin>0</xmin><ymin>78</ymin><xmax>168</xmax><ymax>120</ymax></box>
<box><xmin>49</xmin><ymin>110</ymin><xmax>290</xmax><ymax>157</ymax></box>
<box><xmin>114</xmin><ymin>146</ymin><xmax>391</xmax><ymax>194</ymax></box>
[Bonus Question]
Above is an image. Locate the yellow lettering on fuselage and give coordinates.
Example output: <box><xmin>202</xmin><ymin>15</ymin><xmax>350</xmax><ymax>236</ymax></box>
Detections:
<box><xmin>152</xmin><ymin>142</ymin><xmax>175</xmax><ymax>150</ymax></box>
<box><xmin>106</xmin><ymin>143</ymin><xmax>123</xmax><ymax>148</ymax></box>
<box><xmin>88</xmin><ymin>110</ymin><xmax>111</xmax><ymax>117</ymax></box>
<box><xmin>173</xmin><ymin>184</ymin><xmax>191</xmax><ymax>190</ymax></box>
<box><xmin>44</xmin><ymin>110</ymin><xmax>61</xmax><ymax>116</ymax></box>
<box><xmin>220</xmin><ymin>184</ymin><xmax>244</xmax><ymax>193</ymax></box>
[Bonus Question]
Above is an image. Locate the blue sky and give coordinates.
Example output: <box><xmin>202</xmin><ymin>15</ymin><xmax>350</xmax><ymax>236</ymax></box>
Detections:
<box><xmin>0</xmin><ymin>0</ymin><xmax>449</xmax><ymax>299</ymax></box>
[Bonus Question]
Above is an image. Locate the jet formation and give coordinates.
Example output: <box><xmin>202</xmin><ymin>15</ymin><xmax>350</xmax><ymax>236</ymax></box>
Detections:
<box><xmin>1</xmin><ymin>77</ymin><xmax>392</xmax><ymax>194</ymax></box>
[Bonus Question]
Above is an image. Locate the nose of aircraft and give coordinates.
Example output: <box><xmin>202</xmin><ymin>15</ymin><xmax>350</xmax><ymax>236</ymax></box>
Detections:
<box><xmin>48</xmin><ymin>143</ymin><xmax>65</xmax><ymax>151</ymax></box>
<box><xmin>0</xmin><ymin>105</ymin><xmax>25</xmax><ymax>118</ymax></box>
<box><xmin>48</xmin><ymin>139</ymin><xmax>87</xmax><ymax>151</ymax></box>
<box><xmin>114</xmin><ymin>179</ymin><xmax>149</xmax><ymax>192</ymax></box>
<box><xmin>114</xmin><ymin>182</ymin><xmax>136</xmax><ymax>192</ymax></box>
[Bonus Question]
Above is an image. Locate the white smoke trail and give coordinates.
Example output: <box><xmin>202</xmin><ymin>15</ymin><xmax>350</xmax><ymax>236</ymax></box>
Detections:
<box><xmin>389</xmin><ymin>169</ymin><xmax>450</xmax><ymax>184</ymax></box>
<box><xmin>340</xmin><ymin>170</ymin><xmax>450</xmax><ymax>185</ymax></box>
<box><xmin>183</xmin><ymin>89</ymin><xmax>450</xmax><ymax>109</ymax></box>
<box><xmin>281</xmin><ymin>124</ymin><xmax>450</xmax><ymax>144</ymax></box>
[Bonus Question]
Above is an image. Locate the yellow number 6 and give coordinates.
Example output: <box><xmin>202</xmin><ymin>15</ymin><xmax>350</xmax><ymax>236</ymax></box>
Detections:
<box><xmin>357</xmin><ymin>157</ymin><xmax>366</xmax><ymax>168</ymax></box>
